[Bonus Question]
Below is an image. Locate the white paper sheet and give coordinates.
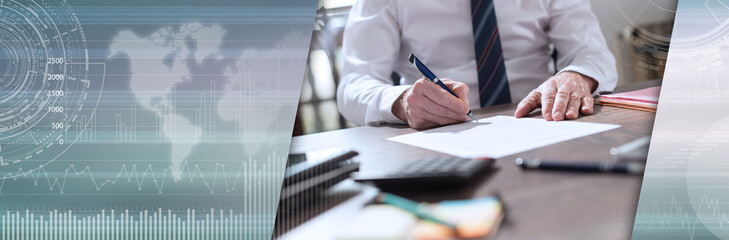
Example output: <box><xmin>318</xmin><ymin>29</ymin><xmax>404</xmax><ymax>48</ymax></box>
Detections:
<box><xmin>387</xmin><ymin>116</ymin><xmax>620</xmax><ymax>159</ymax></box>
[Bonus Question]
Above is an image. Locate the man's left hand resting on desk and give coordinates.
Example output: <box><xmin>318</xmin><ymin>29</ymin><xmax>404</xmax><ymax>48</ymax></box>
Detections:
<box><xmin>514</xmin><ymin>71</ymin><xmax>598</xmax><ymax>121</ymax></box>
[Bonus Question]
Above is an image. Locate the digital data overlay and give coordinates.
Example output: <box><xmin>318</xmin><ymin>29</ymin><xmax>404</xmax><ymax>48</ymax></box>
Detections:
<box><xmin>0</xmin><ymin>0</ymin><xmax>318</xmax><ymax>239</ymax></box>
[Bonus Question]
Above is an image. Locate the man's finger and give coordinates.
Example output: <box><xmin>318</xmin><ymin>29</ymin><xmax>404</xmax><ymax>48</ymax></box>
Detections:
<box><xmin>540</xmin><ymin>81</ymin><xmax>557</xmax><ymax>121</ymax></box>
<box><xmin>551</xmin><ymin>85</ymin><xmax>572</xmax><ymax>121</ymax></box>
<box><xmin>442</xmin><ymin>79</ymin><xmax>470</xmax><ymax>107</ymax></box>
<box><xmin>407</xmin><ymin>107</ymin><xmax>438</xmax><ymax>129</ymax></box>
<box><xmin>581</xmin><ymin>96</ymin><xmax>594</xmax><ymax>115</ymax></box>
<box><xmin>565</xmin><ymin>95</ymin><xmax>582</xmax><ymax>120</ymax></box>
<box><xmin>414</xmin><ymin>105</ymin><xmax>462</xmax><ymax>126</ymax></box>
<box><xmin>421</xmin><ymin>80</ymin><xmax>470</xmax><ymax>115</ymax></box>
<box><xmin>515</xmin><ymin>90</ymin><xmax>541</xmax><ymax>118</ymax></box>
<box><xmin>416</xmin><ymin>93</ymin><xmax>470</xmax><ymax>121</ymax></box>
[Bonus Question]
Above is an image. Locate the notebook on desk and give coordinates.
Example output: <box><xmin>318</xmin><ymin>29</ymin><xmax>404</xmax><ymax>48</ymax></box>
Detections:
<box><xmin>596</xmin><ymin>86</ymin><xmax>660</xmax><ymax>112</ymax></box>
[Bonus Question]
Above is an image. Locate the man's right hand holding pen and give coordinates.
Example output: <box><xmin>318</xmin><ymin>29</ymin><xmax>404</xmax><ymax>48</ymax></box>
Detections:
<box><xmin>391</xmin><ymin>78</ymin><xmax>471</xmax><ymax>129</ymax></box>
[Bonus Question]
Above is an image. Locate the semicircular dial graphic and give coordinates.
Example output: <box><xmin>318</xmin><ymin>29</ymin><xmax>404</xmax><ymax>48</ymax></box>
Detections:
<box><xmin>660</xmin><ymin>0</ymin><xmax>729</xmax><ymax>102</ymax></box>
<box><xmin>0</xmin><ymin>0</ymin><xmax>101</xmax><ymax>178</ymax></box>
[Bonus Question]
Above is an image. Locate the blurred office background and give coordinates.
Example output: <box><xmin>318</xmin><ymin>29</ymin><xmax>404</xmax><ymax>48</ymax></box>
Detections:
<box><xmin>293</xmin><ymin>0</ymin><xmax>677</xmax><ymax>136</ymax></box>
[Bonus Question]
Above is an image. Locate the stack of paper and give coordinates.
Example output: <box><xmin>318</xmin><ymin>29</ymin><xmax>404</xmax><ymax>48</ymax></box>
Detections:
<box><xmin>337</xmin><ymin>197</ymin><xmax>504</xmax><ymax>240</ymax></box>
<box><xmin>595</xmin><ymin>86</ymin><xmax>660</xmax><ymax>112</ymax></box>
<box><xmin>337</xmin><ymin>205</ymin><xmax>418</xmax><ymax>240</ymax></box>
<box><xmin>412</xmin><ymin>197</ymin><xmax>503</xmax><ymax>239</ymax></box>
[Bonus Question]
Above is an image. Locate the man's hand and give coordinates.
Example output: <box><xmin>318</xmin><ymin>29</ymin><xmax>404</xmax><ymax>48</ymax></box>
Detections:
<box><xmin>392</xmin><ymin>78</ymin><xmax>470</xmax><ymax>128</ymax></box>
<box><xmin>514</xmin><ymin>71</ymin><xmax>598</xmax><ymax>121</ymax></box>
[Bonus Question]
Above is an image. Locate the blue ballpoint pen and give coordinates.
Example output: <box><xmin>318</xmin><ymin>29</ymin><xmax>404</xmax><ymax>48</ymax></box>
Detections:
<box><xmin>408</xmin><ymin>53</ymin><xmax>478</xmax><ymax>122</ymax></box>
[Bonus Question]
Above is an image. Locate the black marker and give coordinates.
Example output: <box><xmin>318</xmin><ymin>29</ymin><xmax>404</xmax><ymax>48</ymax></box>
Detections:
<box><xmin>515</xmin><ymin>158</ymin><xmax>644</xmax><ymax>174</ymax></box>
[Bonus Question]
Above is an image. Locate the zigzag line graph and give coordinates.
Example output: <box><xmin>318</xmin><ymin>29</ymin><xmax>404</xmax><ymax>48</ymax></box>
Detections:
<box><xmin>0</xmin><ymin>154</ymin><xmax>286</xmax><ymax>195</ymax></box>
<box><xmin>634</xmin><ymin>193</ymin><xmax>729</xmax><ymax>240</ymax></box>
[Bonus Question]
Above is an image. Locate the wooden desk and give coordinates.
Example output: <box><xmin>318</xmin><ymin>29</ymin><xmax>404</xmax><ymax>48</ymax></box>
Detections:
<box><xmin>278</xmin><ymin>81</ymin><xmax>658</xmax><ymax>240</ymax></box>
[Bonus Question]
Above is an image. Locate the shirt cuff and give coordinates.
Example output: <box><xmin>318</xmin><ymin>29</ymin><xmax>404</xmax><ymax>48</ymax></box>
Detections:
<box><xmin>371</xmin><ymin>85</ymin><xmax>411</xmax><ymax>125</ymax></box>
<box><xmin>557</xmin><ymin>65</ymin><xmax>609</xmax><ymax>95</ymax></box>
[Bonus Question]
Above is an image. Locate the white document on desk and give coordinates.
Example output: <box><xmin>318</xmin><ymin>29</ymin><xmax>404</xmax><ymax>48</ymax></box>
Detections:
<box><xmin>387</xmin><ymin>115</ymin><xmax>620</xmax><ymax>159</ymax></box>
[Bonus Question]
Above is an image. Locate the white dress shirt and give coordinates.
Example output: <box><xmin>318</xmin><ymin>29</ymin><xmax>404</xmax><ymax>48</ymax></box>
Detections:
<box><xmin>337</xmin><ymin>0</ymin><xmax>618</xmax><ymax>126</ymax></box>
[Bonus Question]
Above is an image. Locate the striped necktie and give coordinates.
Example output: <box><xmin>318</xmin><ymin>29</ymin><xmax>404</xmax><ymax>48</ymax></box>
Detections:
<box><xmin>472</xmin><ymin>0</ymin><xmax>511</xmax><ymax>107</ymax></box>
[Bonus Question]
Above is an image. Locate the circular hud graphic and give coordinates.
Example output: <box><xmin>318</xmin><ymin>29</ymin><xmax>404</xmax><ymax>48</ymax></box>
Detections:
<box><xmin>0</xmin><ymin>0</ymin><xmax>98</xmax><ymax>176</ymax></box>
<box><xmin>663</xmin><ymin>1</ymin><xmax>729</xmax><ymax>101</ymax></box>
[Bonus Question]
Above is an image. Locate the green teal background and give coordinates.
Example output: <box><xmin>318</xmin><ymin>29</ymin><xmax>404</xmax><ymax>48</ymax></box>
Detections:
<box><xmin>632</xmin><ymin>0</ymin><xmax>729</xmax><ymax>239</ymax></box>
<box><xmin>0</xmin><ymin>0</ymin><xmax>317</xmax><ymax>239</ymax></box>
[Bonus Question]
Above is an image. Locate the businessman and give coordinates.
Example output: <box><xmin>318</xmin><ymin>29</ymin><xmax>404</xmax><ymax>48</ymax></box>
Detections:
<box><xmin>337</xmin><ymin>0</ymin><xmax>617</xmax><ymax>128</ymax></box>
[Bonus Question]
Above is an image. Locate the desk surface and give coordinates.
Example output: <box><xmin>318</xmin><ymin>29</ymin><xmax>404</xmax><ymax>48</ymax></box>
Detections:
<box><xmin>278</xmin><ymin>81</ymin><xmax>658</xmax><ymax>240</ymax></box>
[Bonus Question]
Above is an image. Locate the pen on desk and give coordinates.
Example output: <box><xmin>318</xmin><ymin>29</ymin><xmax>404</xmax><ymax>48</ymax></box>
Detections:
<box><xmin>408</xmin><ymin>54</ymin><xmax>478</xmax><ymax>122</ymax></box>
<box><xmin>515</xmin><ymin>158</ymin><xmax>645</xmax><ymax>174</ymax></box>
<box><xmin>610</xmin><ymin>136</ymin><xmax>650</xmax><ymax>157</ymax></box>
<box><xmin>375</xmin><ymin>193</ymin><xmax>457</xmax><ymax>229</ymax></box>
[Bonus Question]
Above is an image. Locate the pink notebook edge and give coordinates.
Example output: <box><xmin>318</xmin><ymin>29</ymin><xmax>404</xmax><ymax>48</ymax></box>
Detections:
<box><xmin>598</xmin><ymin>86</ymin><xmax>660</xmax><ymax>103</ymax></box>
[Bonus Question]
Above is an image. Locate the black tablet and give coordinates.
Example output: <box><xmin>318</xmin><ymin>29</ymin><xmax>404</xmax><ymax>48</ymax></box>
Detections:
<box><xmin>283</xmin><ymin>148</ymin><xmax>359</xmax><ymax>186</ymax></box>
